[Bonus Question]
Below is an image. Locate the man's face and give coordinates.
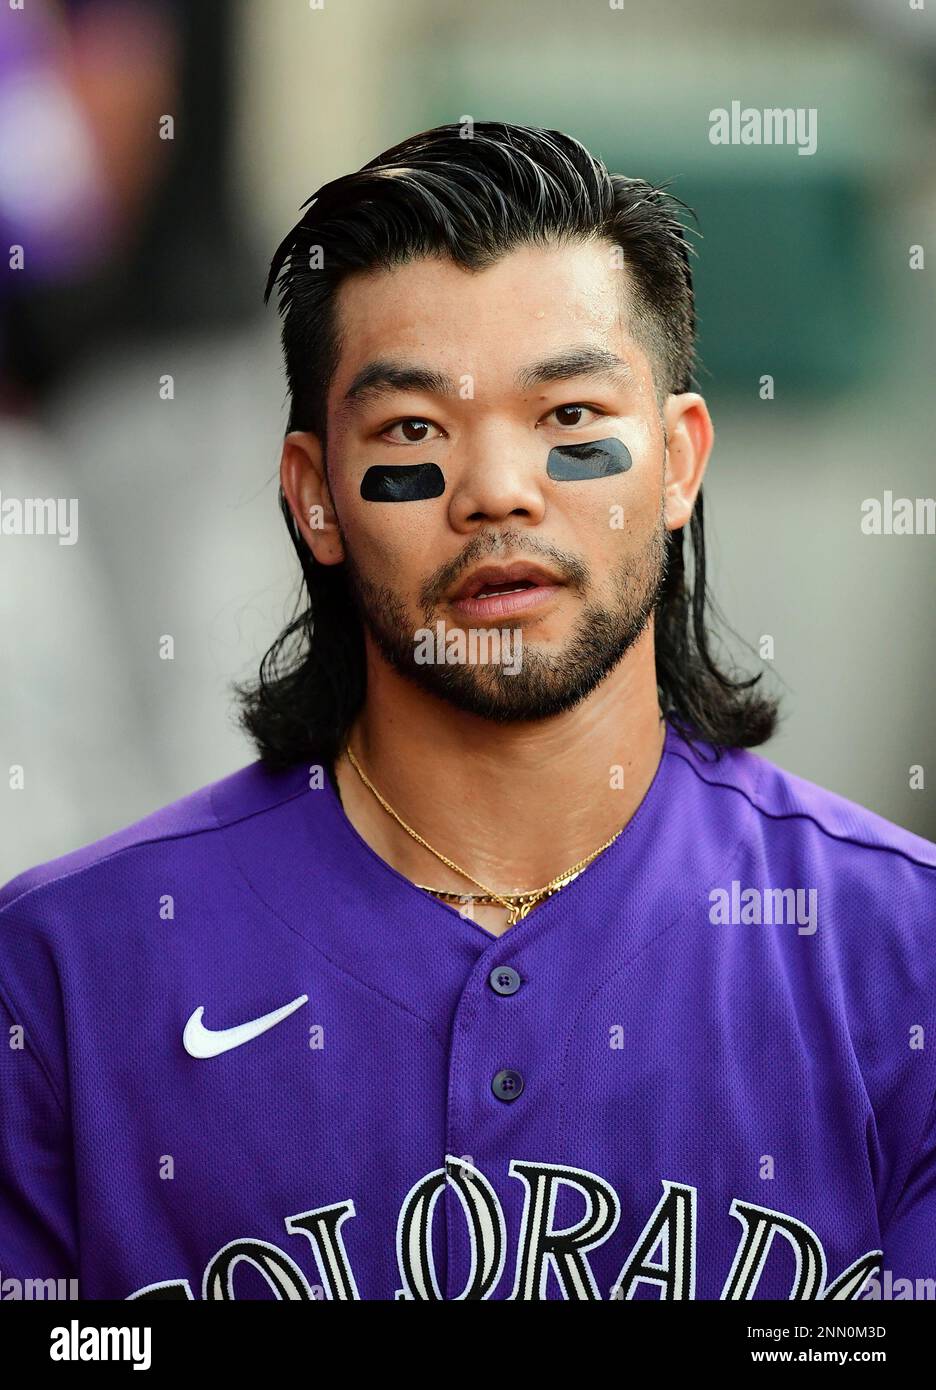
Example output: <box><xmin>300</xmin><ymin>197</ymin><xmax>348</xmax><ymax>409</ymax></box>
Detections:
<box><xmin>315</xmin><ymin>239</ymin><xmax>682</xmax><ymax>721</ymax></box>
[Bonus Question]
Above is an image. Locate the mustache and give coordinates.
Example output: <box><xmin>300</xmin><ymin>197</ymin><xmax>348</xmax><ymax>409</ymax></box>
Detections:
<box><xmin>421</xmin><ymin>530</ymin><xmax>590</xmax><ymax>609</ymax></box>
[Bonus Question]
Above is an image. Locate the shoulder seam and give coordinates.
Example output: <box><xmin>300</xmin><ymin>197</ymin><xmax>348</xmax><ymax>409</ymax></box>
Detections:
<box><xmin>667</xmin><ymin>745</ymin><xmax>936</xmax><ymax>874</ymax></box>
<box><xmin>0</xmin><ymin>778</ymin><xmax>311</xmax><ymax>921</ymax></box>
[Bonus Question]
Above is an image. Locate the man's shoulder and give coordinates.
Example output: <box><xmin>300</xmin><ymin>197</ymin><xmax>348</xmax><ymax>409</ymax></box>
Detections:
<box><xmin>0</xmin><ymin>757</ymin><xmax>314</xmax><ymax>925</ymax></box>
<box><xmin>670</xmin><ymin>734</ymin><xmax>936</xmax><ymax>1114</ymax></box>
<box><xmin>668</xmin><ymin>730</ymin><xmax>936</xmax><ymax>876</ymax></box>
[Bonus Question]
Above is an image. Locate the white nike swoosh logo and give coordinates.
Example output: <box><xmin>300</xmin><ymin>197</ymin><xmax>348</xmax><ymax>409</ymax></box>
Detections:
<box><xmin>183</xmin><ymin>994</ymin><xmax>309</xmax><ymax>1058</ymax></box>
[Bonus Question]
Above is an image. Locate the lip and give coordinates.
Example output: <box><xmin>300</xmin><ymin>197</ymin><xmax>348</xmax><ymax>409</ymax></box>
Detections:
<box><xmin>451</xmin><ymin>584</ymin><xmax>563</xmax><ymax>620</ymax></box>
<box><xmin>448</xmin><ymin>560</ymin><xmax>566</xmax><ymax>620</ymax></box>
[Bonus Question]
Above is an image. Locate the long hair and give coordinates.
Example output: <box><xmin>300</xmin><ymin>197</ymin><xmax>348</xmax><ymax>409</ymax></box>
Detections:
<box><xmin>235</xmin><ymin>121</ymin><xmax>778</xmax><ymax>769</ymax></box>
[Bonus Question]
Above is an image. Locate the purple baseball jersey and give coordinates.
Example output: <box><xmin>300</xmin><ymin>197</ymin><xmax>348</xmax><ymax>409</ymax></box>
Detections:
<box><xmin>1</xmin><ymin>720</ymin><xmax>935</xmax><ymax>1301</ymax></box>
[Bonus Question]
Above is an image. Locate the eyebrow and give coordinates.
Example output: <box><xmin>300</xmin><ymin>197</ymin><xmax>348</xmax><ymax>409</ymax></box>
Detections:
<box><xmin>338</xmin><ymin>345</ymin><xmax>634</xmax><ymax>421</ymax></box>
<box><xmin>514</xmin><ymin>346</ymin><xmax>634</xmax><ymax>394</ymax></box>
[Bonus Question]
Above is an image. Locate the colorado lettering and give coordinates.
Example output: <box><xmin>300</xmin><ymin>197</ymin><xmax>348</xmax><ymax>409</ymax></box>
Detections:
<box><xmin>127</xmin><ymin>1158</ymin><xmax>882</xmax><ymax>1302</ymax></box>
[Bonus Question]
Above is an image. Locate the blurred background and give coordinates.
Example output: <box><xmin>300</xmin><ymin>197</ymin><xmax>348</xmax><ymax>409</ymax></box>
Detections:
<box><xmin>1</xmin><ymin>0</ymin><xmax>934</xmax><ymax>881</ymax></box>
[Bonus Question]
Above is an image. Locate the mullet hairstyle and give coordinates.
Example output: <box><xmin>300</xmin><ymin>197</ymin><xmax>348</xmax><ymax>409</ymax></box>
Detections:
<box><xmin>236</xmin><ymin>121</ymin><xmax>778</xmax><ymax>769</ymax></box>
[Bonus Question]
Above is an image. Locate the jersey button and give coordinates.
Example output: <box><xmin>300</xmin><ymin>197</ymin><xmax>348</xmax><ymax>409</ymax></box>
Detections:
<box><xmin>488</xmin><ymin>965</ymin><xmax>522</xmax><ymax>996</ymax></box>
<box><xmin>492</xmin><ymin>1069</ymin><xmax>524</xmax><ymax>1102</ymax></box>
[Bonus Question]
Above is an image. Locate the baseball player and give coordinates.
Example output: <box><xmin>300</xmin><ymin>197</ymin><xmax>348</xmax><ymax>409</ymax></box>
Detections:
<box><xmin>1</xmin><ymin>122</ymin><xmax>934</xmax><ymax>1301</ymax></box>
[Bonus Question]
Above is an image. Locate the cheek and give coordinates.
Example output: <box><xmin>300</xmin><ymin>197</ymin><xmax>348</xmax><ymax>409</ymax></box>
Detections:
<box><xmin>330</xmin><ymin>446</ymin><xmax>446</xmax><ymax>574</ymax></box>
<box><xmin>336</xmin><ymin>484</ymin><xmax>438</xmax><ymax>590</ymax></box>
<box><xmin>553</xmin><ymin>446</ymin><xmax>660</xmax><ymax>539</ymax></box>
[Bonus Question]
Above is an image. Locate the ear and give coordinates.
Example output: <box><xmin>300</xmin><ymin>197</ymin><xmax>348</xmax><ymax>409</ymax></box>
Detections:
<box><xmin>280</xmin><ymin>431</ymin><xmax>345</xmax><ymax>566</ymax></box>
<box><xmin>661</xmin><ymin>394</ymin><xmax>714</xmax><ymax>533</ymax></box>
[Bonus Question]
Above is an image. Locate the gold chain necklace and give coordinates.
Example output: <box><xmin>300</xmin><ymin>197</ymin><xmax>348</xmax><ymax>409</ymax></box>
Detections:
<box><xmin>344</xmin><ymin>743</ymin><xmax>624</xmax><ymax>926</ymax></box>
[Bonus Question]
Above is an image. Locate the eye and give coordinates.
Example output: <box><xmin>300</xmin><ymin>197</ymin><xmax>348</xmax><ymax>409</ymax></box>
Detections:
<box><xmin>544</xmin><ymin>403</ymin><xmax>606</xmax><ymax>428</ymax></box>
<box><xmin>380</xmin><ymin>417</ymin><xmax>445</xmax><ymax>445</ymax></box>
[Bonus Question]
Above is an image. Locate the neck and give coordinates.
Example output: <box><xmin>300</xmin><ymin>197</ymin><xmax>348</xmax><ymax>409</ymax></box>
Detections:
<box><xmin>332</xmin><ymin>625</ymin><xmax>667</xmax><ymax>896</ymax></box>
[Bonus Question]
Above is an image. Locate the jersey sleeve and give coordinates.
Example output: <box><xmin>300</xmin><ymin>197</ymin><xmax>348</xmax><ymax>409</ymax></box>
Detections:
<box><xmin>879</xmin><ymin>1088</ymin><xmax>936</xmax><ymax>1287</ymax></box>
<box><xmin>0</xmin><ymin>903</ymin><xmax>79</xmax><ymax>1290</ymax></box>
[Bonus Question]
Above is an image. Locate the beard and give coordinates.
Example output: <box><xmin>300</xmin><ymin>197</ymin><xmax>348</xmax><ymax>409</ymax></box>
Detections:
<box><xmin>340</xmin><ymin>508</ymin><xmax>668</xmax><ymax>723</ymax></box>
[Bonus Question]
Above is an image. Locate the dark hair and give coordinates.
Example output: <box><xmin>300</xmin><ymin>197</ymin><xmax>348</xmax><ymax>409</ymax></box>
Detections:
<box><xmin>236</xmin><ymin>121</ymin><xmax>778</xmax><ymax>769</ymax></box>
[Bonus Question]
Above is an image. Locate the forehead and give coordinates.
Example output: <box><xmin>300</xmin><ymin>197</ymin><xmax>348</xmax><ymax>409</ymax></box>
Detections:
<box><xmin>329</xmin><ymin>240</ymin><xmax>650</xmax><ymax>397</ymax></box>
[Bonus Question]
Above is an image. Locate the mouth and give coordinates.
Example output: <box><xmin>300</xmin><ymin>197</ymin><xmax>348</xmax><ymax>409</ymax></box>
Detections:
<box><xmin>448</xmin><ymin>561</ymin><xmax>565</xmax><ymax>620</ymax></box>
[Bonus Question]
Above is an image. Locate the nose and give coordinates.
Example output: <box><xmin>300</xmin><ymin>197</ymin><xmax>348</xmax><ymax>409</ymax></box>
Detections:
<box><xmin>447</xmin><ymin>429</ymin><xmax>547</xmax><ymax>531</ymax></box>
